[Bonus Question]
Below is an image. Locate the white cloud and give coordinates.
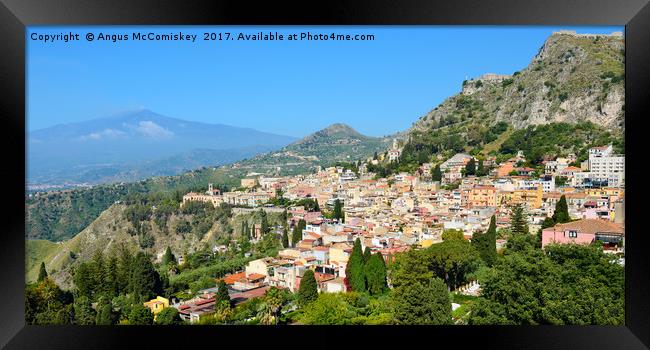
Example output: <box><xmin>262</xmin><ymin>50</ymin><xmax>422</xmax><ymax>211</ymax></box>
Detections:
<box><xmin>133</xmin><ymin>121</ymin><xmax>174</xmax><ymax>139</ymax></box>
<box><xmin>78</xmin><ymin>128</ymin><xmax>126</xmax><ymax>141</ymax></box>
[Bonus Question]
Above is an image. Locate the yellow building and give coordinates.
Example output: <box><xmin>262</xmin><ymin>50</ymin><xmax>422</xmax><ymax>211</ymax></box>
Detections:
<box><xmin>329</xmin><ymin>243</ymin><xmax>352</xmax><ymax>265</ymax></box>
<box><xmin>419</xmin><ymin>239</ymin><xmax>439</xmax><ymax>248</ymax></box>
<box><xmin>463</xmin><ymin>186</ymin><xmax>497</xmax><ymax>208</ymax></box>
<box><xmin>498</xmin><ymin>187</ymin><xmax>542</xmax><ymax>209</ymax></box>
<box><xmin>143</xmin><ymin>296</ymin><xmax>169</xmax><ymax>320</ymax></box>
<box><xmin>241</xmin><ymin>178</ymin><xmax>259</xmax><ymax>188</ymax></box>
<box><xmin>182</xmin><ymin>192</ymin><xmax>223</xmax><ymax>208</ymax></box>
<box><xmin>586</xmin><ymin>187</ymin><xmax>623</xmax><ymax>197</ymax></box>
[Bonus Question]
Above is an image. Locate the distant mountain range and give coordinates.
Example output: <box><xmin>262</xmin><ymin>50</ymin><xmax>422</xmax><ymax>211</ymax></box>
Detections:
<box><xmin>27</xmin><ymin>109</ymin><xmax>298</xmax><ymax>188</ymax></box>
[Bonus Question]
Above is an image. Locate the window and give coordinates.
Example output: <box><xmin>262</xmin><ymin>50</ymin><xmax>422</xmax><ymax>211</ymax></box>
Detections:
<box><xmin>568</xmin><ymin>230</ymin><xmax>578</xmax><ymax>238</ymax></box>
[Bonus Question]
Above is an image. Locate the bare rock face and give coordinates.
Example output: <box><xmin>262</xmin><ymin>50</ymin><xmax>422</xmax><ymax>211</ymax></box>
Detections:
<box><xmin>411</xmin><ymin>31</ymin><xmax>625</xmax><ymax>134</ymax></box>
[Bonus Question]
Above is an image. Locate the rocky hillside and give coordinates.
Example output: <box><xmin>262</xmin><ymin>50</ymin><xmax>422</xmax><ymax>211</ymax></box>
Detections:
<box><xmin>228</xmin><ymin>123</ymin><xmax>392</xmax><ymax>176</ymax></box>
<box><xmin>27</xmin><ymin>201</ymin><xmax>286</xmax><ymax>289</ymax></box>
<box><xmin>410</xmin><ymin>31</ymin><xmax>624</xmax><ymax>135</ymax></box>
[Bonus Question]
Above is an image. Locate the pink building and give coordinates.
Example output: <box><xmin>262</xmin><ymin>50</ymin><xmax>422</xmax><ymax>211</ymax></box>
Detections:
<box><xmin>541</xmin><ymin>219</ymin><xmax>624</xmax><ymax>249</ymax></box>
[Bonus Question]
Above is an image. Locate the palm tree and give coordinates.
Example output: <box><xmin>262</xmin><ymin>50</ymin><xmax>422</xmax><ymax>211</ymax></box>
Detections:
<box><xmin>256</xmin><ymin>287</ymin><xmax>285</xmax><ymax>325</ymax></box>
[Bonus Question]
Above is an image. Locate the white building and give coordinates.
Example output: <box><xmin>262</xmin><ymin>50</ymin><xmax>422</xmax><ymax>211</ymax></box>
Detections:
<box><xmin>588</xmin><ymin>145</ymin><xmax>625</xmax><ymax>187</ymax></box>
<box><xmin>440</xmin><ymin>153</ymin><xmax>474</xmax><ymax>172</ymax></box>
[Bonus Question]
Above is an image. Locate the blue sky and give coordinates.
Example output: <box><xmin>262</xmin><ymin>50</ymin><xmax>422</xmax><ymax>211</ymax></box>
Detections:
<box><xmin>27</xmin><ymin>26</ymin><xmax>622</xmax><ymax>137</ymax></box>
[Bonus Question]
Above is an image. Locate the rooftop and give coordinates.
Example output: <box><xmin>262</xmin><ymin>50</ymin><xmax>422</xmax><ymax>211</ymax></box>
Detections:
<box><xmin>546</xmin><ymin>219</ymin><xmax>624</xmax><ymax>235</ymax></box>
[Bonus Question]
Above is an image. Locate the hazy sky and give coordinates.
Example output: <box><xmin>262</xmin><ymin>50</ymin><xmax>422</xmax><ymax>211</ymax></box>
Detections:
<box><xmin>27</xmin><ymin>26</ymin><xmax>622</xmax><ymax>137</ymax></box>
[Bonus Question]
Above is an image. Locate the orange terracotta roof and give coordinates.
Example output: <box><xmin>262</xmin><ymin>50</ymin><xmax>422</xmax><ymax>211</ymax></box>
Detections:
<box><xmin>221</xmin><ymin>271</ymin><xmax>246</xmax><ymax>285</ymax></box>
<box><xmin>247</xmin><ymin>273</ymin><xmax>266</xmax><ymax>281</ymax></box>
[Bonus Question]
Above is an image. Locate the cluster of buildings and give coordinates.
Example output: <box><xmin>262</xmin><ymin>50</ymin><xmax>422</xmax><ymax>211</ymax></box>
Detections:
<box><xmin>170</xmin><ymin>144</ymin><xmax>625</xmax><ymax>322</ymax></box>
<box><xmin>183</xmin><ymin>144</ymin><xmax>625</xmax><ymax>253</ymax></box>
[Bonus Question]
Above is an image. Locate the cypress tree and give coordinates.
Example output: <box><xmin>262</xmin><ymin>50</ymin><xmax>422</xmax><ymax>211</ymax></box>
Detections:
<box><xmin>333</xmin><ymin>199</ymin><xmax>343</xmax><ymax>222</ymax></box>
<box><xmin>282</xmin><ymin>227</ymin><xmax>289</xmax><ymax>248</ymax></box>
<box><xmin>345</xmin><ymin>238</ymin><xmax>366</xmax><ymax>292</ymax></box>
<box><xmin>116</xmin><ymin>246</ymin><xmax>133</xmax><ymax>294</ymax></box>
<box><xmin>482</xmin><ymin>215</ymin><xmax>497</xmax><ymax>266</ymax></box>
<box><xmin>313</xmin><ymin>200</ymin><xmax>320</xmax><ymax>212</ymax></box>
<box><xmin>471</xmin><ymin>230</ymin><xmax>485</xmax><ymax>262</ymax></box>
<box><xmin>260</xmin><ymin>210</ymin><xmax>270</xmax><ymax>235</ymax></box>
<box><xmin>91</xmin><ymin>251</ymin><xmax>104</xmax><ymax>291</ymax></box>
<box><xmin>216</xmin><ymin>279</ymin><xmax>231</xmax><ymax>307</ymax></box>
<box><xmin>365</xmin><ymin>252</ymin><xmax>388</xmax><ymax>295</ymax></box>
<box><xmin>298</xmin><ymin>270</ymin><xmax>318</xmax><ymax>306</ymax></box>
<box><xmin>432</xmin><ymin>165</ymin><xmax>442</xmax><ymax>182</ymax></box>
<box><xmin>37</xmin><ymin>262</ymin><xmax>48</xmax><ymax>282</ymax></box>
<box><xmin>161</xmin><ymin>246</ymin><xmax>176</xmax><ymax>266</ymax></box>
<box><xmin>477</xmin><ymin>160</ymin><xmax>486</xmax><ymax>176</ymax></box>
<box><xmin>363</xmin><ymin>246</ymin><xmax>372</xmax><ymax>263</ymax></box>
<box><xmin>73</xmin><ymin>262</ymin><xmax>94</xmax><ymax>300</ymax></box>
<box><xmin>465</xmin><ymin>158</ymin><xmax>476</xmax><ymax>176</ymax></box>
<box><xmin>510</xmin><ymin>204</ymin><xmax>529</xmax><ymax>235</ymax></box>
<box><xmin>291</xmin><ymin>224</ymin><xmax>301</xmax><ymax>247</ymax></box>
<box><xmin>552</xmin><ymin>195</ymin><xmax>571</xmax><ymax>223</ymax></box>
<box><xmin>103</xmin><ymin>256</ymin><xmax>118</xmax><ymax>297</ymax></box>
<box><xmin>129</xmin><ymin>252</ymin><xmax>162</xmax><ymax>301</ymax></box>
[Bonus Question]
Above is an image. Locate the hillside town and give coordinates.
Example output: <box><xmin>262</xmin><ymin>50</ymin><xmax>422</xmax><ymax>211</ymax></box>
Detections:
<box><xmin>169</xmin><ymin>143</ymin><xmax>625</xmax><ymax>323</ymax></box>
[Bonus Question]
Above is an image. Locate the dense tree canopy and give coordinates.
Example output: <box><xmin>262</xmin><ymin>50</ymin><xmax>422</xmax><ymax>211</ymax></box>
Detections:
<box><xmin>25</xmin><ymin>278</ymin><xmax>74</xmax><ymax>325</ymax></box>
<box><xmin>390</xmin><ymin>250</ymin><xmax>452</xmax><ymax>325</ymax></box>
<box><xmin>129</xmin><ymin>303</ymin><xmax>154</xmax><ymax>325</ymax></box>
<box><xmin>470</xmin><ymin>243</ymin><xmax>624</xmax><ymax>325</ymax></box>
<box><xmin>155</xmin><ymin>307</ymin><xmax>182</xmax><ymax>325</ymax></box>
<box><xmin>300</xmin><ymin>292</ymin><xmax>392</xmax><ymax>325</ymax></box>
<box><xmin>442</xmin><ymin>229</ymin><xmax>465</xmax><ymax>241</ymax></box>
<box><xmin>424</xmin><ymin>240</ymin><xmax>481</xmax><ymax>291</ymax></box>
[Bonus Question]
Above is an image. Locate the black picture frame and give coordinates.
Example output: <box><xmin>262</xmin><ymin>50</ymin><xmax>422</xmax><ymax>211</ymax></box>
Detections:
<box><xmin>2</xmin><ymin>0</ymin><xmax>649</xmax><ymax>348</ymax></box>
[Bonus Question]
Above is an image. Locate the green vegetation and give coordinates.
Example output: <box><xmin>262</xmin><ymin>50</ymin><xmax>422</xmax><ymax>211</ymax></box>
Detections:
<box><xmin>390</xmin><ymin>249</ymin><xmax>452</xmax><ymax>325</ymax></box>
<box><xmin>333</xmin><ymin>199</ymin><xmax>345</xmax><ymax>223</ymax></box>
<box><xmin>509</xmin><ymin>204</ymin><xmax>530</xmax><ymax>235</ymax></box>
<box><xmin>469</xmin><ymin>242</ymin><xmax>624</xmax><ymax>325</ymax></box>
<box><xmin>25</xmin><ymin>278</ymin><xmax>74</xmax><ymax>325</ymax></box>
<box><xmin>155</xmin><ymin>307</ymin><xmax>182</xmax><ymax>325</ymax></box>
<box><xmin>365</xmin><ymin>252</ymin><xmax>388</xmax><ymax>295</ymax></box>
<box><xmin>300</xmin><ymin>292</ymin><xmax>393</xmax><ymax>325</ymax></box>
<box><xmin>552</xmin><ymin>195</ymin><xmax>571</xmax><ymax>224</ymax></box>
<box><xmin>442</xmin><ymin>229</ymin><xmax>464</xmax><ymax>241</ymax></box>
<box><xmin>345</xmin><ymin>238</ymin><xmax>366</xmax><ymax>292</ymax></box>
<box><xmin>37</xmin><ymin>262</ymin><xmax>48</xmax><ymax>282</ymax></box>
<box><xmin>499</xmin><ymin>122</ymin><xmax>623</xmax><ymax>165</ymax></box>
<box><xmin>471</xmin><ymin>215</ymin><xmax>497</xmax><ymax>266</ymax></box>
<box><xmin>298</xmin><ymin>270</ymin><xmax>318</xmax><ymax>306</ymax></box>
<box><xmin>216</xmin><ymin>280</ymin><xmax>231</xmax><ymax>306</ymax></box>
